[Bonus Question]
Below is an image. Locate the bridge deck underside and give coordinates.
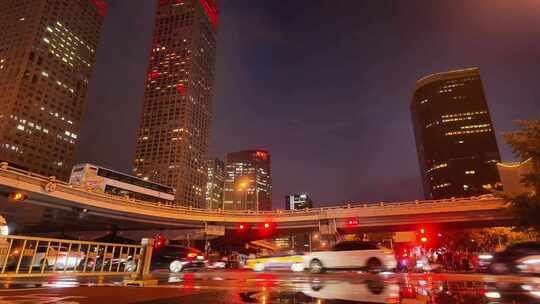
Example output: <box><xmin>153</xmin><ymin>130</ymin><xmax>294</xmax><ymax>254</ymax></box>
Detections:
<box><xmin>0</xmin><ymin>184</ymin><xmax>514</xmax><ymax>235</ymax></box>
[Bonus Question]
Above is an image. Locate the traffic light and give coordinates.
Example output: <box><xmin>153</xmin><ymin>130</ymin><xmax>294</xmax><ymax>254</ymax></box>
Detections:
<box><xmin>8</xmin><ymin>192</ymin><xmax>27</xmax><ymax>202</ymax></box>
<box><xmin>258</xmin><ymin>222</ymin><xmax>275</xmax><ymax>235</ymax></box>
<box><xmin>238</xmin><ymin>223</ymin><xmax>250</xmax><ymax>231</ymax></box>
<box><xmin>346</xmin><ymin>219</ymin><xmax>359</xmax><ymax>226</ymax></box>
<box><xmin>155</xmin><ymin>234</ymin><xmax>167</xmax><ymax>248</ymax></box>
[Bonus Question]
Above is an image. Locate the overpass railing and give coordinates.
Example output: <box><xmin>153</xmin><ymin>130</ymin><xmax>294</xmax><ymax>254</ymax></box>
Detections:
<box><xmin>0</xmin><ymin>235</ymin><xmax>148</xmax><ymax>278</ymax></box>
<box><xmin>0</xmin><ymin>163</ymin><xmax>502</xmax><ymax>218</ymax></box>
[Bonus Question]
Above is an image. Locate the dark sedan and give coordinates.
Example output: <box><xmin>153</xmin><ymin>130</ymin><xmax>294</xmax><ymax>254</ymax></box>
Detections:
<box><xmin>488</xmin><ymin>242</ymin><xmax>540</xmax><ymax>274</ymax></box>
<box><xmin>152</xmin><ymin>245</ymin><xmax>206</xmax><ymax>273</ymax></box>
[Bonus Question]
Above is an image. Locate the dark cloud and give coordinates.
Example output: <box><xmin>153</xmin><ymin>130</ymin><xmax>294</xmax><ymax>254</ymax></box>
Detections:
<box><xmin>77</xmin><ymin>0</ymin><xmax>540</xmax><ymax>208</ymax></box>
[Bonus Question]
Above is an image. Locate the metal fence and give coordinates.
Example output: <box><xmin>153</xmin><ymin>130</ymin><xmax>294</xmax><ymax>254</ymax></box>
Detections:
<box><xmin>0</xmin><ymin>235</ymin><xmax>147</xmax><ymax>277</ymax></box>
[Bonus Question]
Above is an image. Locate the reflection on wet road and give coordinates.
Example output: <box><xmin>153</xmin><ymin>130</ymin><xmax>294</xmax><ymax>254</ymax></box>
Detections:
<box><xmin>0</xmin><ymin>270</ymin><xmax>539</xmax><ymax>303</ymax></box>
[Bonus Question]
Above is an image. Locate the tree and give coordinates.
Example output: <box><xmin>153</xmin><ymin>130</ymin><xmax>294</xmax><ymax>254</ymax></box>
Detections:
<box><xmin>502</xmin><ymin>119</ymin><xmax>540</xmax><ymax>232</ymax></box>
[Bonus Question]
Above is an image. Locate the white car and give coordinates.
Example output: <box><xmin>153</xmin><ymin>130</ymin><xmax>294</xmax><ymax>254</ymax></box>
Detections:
<box><xmin>303</xmin><ymin>241</ymin><xmax>397</xmax><ymax>273</ymax></box>
<box><xmin>303</xmin><ymin>280</ymin><xmax>400</xmax><ymax>303</ymax></box>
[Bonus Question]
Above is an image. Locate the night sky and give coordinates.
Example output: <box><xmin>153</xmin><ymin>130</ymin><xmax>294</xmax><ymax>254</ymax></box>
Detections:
<box><xmin>76</xmin><ymin>0</ymin><xmax>540</xmax><ymax>208</ymax></box>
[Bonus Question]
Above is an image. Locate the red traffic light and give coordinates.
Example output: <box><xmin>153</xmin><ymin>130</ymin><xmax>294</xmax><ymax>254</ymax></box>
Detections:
<box><xmin>238</xmin><ymin>224</ymin><xmax>250</xmax><ymax>231</ymax></box>
<box><xmin>347</xmin><ymin>219</ymin><xmax>359</xmax><ymax>226</ymax></box>
<box><xmin>259</xmin><ymin>222</ymin><xmax>274</xmax><ymax>230</ymax></box>
<box><xmin>155</xmin><ymin>234</ymin><xmax>167</xmax><ymax>248</ymax></box>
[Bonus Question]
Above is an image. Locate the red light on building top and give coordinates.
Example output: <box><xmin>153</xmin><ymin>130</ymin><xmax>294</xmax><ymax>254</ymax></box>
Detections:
<box><xmin>199</xmin><ymin>0</ymin><xmax>218</xmax><ymax>30</ymax></box>
<box><xmin>90</xmin><ymin>0</ymin><xmax>106</xmax><ymax>17</ymax></box>
<box><xmin>255</xmin><ymin>151</ymin><xmax>267</xmax><ymax>160</ymax></box>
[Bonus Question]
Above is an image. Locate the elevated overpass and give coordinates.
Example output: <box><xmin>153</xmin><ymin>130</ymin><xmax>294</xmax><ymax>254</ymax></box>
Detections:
<box><xmin>0</xmin><ymin>165</ymin><xmax>514</xmax><ymax>236</ymax></box>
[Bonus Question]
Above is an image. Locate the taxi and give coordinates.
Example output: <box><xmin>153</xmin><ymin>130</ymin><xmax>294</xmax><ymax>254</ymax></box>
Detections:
<box><xmin>245</xmin><ymin>252</ymin><xmax>305</xmax><ymax>272</ymax></box>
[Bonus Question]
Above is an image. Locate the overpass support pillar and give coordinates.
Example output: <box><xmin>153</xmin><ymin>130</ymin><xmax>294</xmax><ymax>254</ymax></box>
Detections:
<box><xmin>125</xmin><ymin>238</ymin><xmax>157</xmax><ymax>287</ymax></box>
<box><xmin>318</xmin><ymin>219</ymin><xmax>337</xmax><ymax>236</ymax></box>
<box><xmin>0</xmin><ymin>215</ymin><xmax>7</xmax><ymax>236</ymax></box>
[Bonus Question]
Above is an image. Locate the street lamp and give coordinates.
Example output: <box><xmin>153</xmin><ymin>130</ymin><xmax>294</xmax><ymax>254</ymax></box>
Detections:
<box><xmin>238</xmin><ymin>182</ymin><xmax>248</xmax><ymax>210</ymax></box>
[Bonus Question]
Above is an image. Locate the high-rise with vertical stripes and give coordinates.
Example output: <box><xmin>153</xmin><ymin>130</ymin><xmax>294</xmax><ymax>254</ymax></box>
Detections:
<box><xmin>0</xmin><ymin>0</ymin><xmax>105</xmax><ymax>180</ymax></box>
<box><xmin>132</xmin><ymin>0</ymin><xmax>218</xmax><ymax>208</ymax></box>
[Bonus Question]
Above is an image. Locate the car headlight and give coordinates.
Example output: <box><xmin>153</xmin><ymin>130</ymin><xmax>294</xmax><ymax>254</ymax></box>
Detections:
<box><xmin>522</xmin><ymin>258</ymin><xmax>540</xmax><ymax>265</ymax></box>
<box><xmin>253</xmin><ymin>263</ymin><xmax>265</xmax><ymax>272</ymax></box>
<box><xmin>478</xmin><ymin>254</ymin><xmax>493</xmax><ymax>260</ymax></box>
<box><xmin>291</xmin><ymin>263</ymin><xmax>304</xmax><ymax>272</ymax></box>
<box><xmin>484</xmin><ymin>292</ymin><xmax>501</xmax><ymax>299</ymax></box>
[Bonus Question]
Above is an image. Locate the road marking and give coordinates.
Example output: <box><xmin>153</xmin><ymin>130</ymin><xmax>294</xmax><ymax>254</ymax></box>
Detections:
<box><xmin>0</xmin><ymin>293</ymin><xmax>86</xmax><ymax>304</ymax></box>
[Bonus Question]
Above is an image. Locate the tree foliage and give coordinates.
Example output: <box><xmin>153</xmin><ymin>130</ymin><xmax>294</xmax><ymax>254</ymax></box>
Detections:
<box><xmin>502</xmin><ymin>119</ymin><xmax>540</xmax><ymax>231</ymax></box>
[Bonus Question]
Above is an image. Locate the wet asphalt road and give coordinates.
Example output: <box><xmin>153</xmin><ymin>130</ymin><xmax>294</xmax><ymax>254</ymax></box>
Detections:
<box><xmin>0</xmin><ymin>270</ymin><xmax>539</xmax><ymax>303</ymax></box>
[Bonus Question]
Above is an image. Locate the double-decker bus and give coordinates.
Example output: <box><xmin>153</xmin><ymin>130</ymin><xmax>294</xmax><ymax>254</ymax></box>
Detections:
<box><xmin>69</xmin><ymin>163</ymin><xmax>175</xmax><ymax>203</ymax></box>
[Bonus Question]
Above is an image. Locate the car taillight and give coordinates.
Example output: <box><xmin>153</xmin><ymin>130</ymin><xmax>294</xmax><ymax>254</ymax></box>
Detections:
<box><xmin>187</xmin><ymin>252</ymin><xmax>197</xmax><ymax>258</ymax></box>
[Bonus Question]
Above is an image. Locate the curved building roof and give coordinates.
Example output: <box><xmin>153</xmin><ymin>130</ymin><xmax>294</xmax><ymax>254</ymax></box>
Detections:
<box><xmin>414</xmin><ymin>67</ymin><xmax>481</xmax><ymax>91</ymax></box>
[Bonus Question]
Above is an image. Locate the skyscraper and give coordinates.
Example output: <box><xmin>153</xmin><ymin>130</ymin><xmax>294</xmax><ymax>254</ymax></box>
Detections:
<box><xmin>411</xmin><ymin>68</ymin><xmax>501</xmax><ymax>200</ymax></box>
<box><xmin>205</xmin><ymin>158</ymin><xmax>224</xmax><ymax>209</ymax></box>
<box><xmin>223</xmin><ymin>150</ymin><xmax>272</xmax><ymax>211</ymax></box>
<box><xmin>285</xmin><ymin>193</ymin><xmax>313</xmax><ymax>210</ymax></box>
<box><xmin>132</xmin><ymin>0</ymin><xmax>218</xmax><ymax>208</ymax></box>
<box><xmin>0</xmin><ymin>0</ymin><xmax>106</xmax><ymax>180</ymax></box>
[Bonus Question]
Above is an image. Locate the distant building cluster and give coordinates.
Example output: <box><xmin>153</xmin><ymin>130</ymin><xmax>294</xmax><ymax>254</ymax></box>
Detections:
<box><xmin>285</xmin><ymin>193</ymin><xmax>313</xmax><ymax>210</ymax></box>
<box><xmin>205</xmin><ymin>158</ymin><xmax>224</xmax><ymax>210</ymax></box>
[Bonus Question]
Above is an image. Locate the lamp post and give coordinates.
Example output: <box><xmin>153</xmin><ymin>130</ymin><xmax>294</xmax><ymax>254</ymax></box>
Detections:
<box><xmin>238</xmin><ymin>182</ymin><xmax>248</xmax><ymax>210</ymax></box>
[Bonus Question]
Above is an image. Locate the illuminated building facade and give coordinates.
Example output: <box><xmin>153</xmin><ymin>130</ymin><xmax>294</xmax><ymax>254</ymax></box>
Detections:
<box><xmin>285</xmin><ymin>193</ymin><xmax>313</xmax><ymax>210</ymax></box>
<box><xmin>411</xmin><ymin>68</ymin><xmax>501</xmax><ymax>199</ymax></box>
<box><xmin>0</xmin><ymin>0</ymin><xmax>105</xmax><ymax>180</ymax></box>
<box><xmin>132</xmin><ymin>0</ymin><xmax>218</xmax><ymax>208</ymax></box>
<box><xmin>205</xmin><ymin>158</ymin><xmax>224</xmax><ymax>209</ymax></box>
<box><xmin>223</xmin><ymin>150</ymin><xmax>272</xmax><ymax>211</ymax></box>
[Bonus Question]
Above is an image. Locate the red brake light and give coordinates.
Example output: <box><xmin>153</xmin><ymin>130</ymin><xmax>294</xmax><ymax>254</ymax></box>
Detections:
<box><xmin>187</xmin><ymin>252</ymin><xmax>197</xmax><ymax>258</ymax></box>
